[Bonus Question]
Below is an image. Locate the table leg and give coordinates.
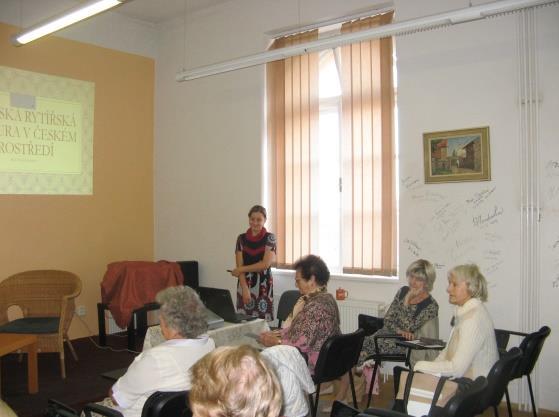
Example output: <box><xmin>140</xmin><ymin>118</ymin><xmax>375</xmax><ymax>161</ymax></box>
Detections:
<box><xmin>26</xmin><ymin>341</ymin><xmax>38</xmax><ymax>394</ymax></box>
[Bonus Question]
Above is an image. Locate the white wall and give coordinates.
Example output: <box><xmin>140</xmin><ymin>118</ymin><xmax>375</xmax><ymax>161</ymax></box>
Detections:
<box><xmin>154</xmin><ymin>0</ymin><xmax>559</xmax><ymax>411</ymax></box>
<box><xmin>395</xmin><ymin>0</ymin><xmax>559</xmax><ymax>409</ymax></box>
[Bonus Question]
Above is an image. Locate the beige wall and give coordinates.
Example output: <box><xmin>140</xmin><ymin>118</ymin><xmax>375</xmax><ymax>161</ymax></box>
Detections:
<box><xmin>0</xmin><ymin>22</ymin><xmax>154</xmax><ymax>339</ymax></box>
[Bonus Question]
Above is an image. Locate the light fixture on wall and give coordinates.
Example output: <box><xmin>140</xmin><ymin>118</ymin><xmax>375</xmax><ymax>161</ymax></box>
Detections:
<box><xmin>176</xmin><ymin>0</ymin><xmax>558</xmax><ymax>82</ymax></box>
<box><xmin>12</xmin><ymin>0</ymin><xmax>130</xmax><ymax>46</ymax></box>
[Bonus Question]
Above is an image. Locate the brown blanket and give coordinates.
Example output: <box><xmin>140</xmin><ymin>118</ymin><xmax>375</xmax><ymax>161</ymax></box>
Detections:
<box><xmin>101</xmin><ymin>261</ymin><xmax>184</xmax><ymax>328</ymax></box>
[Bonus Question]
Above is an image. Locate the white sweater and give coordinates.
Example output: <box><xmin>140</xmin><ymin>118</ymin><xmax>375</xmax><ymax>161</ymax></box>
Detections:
<box><xmin>414</xmin><ymin>298</ymin><xmax>498</xmax><ymax>379</ymax></box>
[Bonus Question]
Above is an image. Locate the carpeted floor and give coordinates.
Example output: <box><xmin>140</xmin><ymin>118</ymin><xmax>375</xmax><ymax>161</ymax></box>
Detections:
<box><xmin>1</xmin><ymin>334</ymin><xmax>137</xmax><ymax>417</ymax></box>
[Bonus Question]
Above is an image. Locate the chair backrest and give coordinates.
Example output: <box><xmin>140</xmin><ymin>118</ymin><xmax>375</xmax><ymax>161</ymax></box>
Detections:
<box><xmin>478</xmin><ymin>347</ymin><xmax>523</xmax><ymax>411</ymax></box>
<box><xmin>0</xmin><ymin>270</ymin><xmax>82</xmax><ymax>319</ymax></box>
<box><xmin>141</xmin><ymin>391</ymin><xmax>191</xmax><ymax>417</ymax></box>
<box><xmin>357</xmin><ymin>314</ymin><xmax>384</xmax><ymax>337</ymax></box>
<box><xmin>313</xmin><ymin>329</ymin><xmax>365</xmax><ymax>384</ymax></box>
<box><xmin>494</xmin><ymin>329</ymin><xmax>511</xmax><ymax>351</ymax></box>
<box><xmin>514</xmin><ymin>326</ymin><xmax>551</xmax><ymax>379</ymax></box>
<box><xmin>440</xmin><ymin>376</ymin><xmax>488</xmax><ymax>417</ymax></box>
<box><xmin>277</xmin><ymin>290</ymin><xmax>300</xmax><ymax>326</ymax></box>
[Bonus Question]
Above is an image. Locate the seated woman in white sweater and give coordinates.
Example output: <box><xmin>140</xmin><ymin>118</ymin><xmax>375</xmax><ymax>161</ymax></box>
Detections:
<box><xmin>108</xmin><ymin>286</ymin><xmax>215</xmax><ymax>417</ymax></box>
<box><xmin>414</xmin><ymin>264</ymin><xmax>498</xmax><ymax>379</ymax></box>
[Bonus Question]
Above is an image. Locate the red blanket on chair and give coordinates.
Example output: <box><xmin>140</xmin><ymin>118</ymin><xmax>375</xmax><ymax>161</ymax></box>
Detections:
<box><xmin>101</xmin><ymin>261</ymin><xmax>184</xmax><ymax>329</ymax></box>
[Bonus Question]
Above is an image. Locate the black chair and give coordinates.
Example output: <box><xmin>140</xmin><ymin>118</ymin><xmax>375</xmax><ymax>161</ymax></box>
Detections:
<box><xmin>476</xmin><ymin>347</ymin><xmax>523</xmax><ymax>417</ymax></box>
<box><xmin>495</xmin><ymin>326</ymin><xmax>551</xmax><ymax>417</ymax></box>
<box><xmin>310</xmin><ymin>329</ymin><xmax>366</xmax><ymax>417</ymax></box>
<box><xmin>331</xmin><ymin>400</ymin><xmax>361</xmax><ymax>417</ymax></box>
<box><xmin>275</xmin><ymin>290</ymin><xmax>300</xmax><ymax>328</ymax></box>
<box><xmin>358</xmin><ymin>314</ymin><xmax>406</xmax><ymax>409</ymax></box>
<box><xmin>360</xmin><ymin>376</ymin><xmax>488</xmax><ymax>417</ymax></box>
<box><xmin>82</xmin><ymin>391</ymin><xmax>190</xmax><ymax>417</ymax></box>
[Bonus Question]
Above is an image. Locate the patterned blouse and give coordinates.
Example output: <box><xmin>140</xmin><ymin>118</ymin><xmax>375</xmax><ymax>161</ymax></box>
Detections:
<box><xmin>280</xmin><ymin>290</ymin><xmax>341</xmax><ymax>375</ymax></box>
<box><xmin>359</xmin><ymin>286</ymin><xmax>438</xmax><ymax>366</ymax></box>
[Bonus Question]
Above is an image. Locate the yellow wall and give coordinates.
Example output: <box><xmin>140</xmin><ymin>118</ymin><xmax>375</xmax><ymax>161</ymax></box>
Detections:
<box><xmin>0</xmin><ymin>23</ymin><xmax>154</xmax><ymax>339</ymax></box>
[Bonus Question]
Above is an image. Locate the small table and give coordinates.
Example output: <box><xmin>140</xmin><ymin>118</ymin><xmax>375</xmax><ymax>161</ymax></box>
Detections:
<box><xmin>396</xmin><ymin>338</ymin><xmax>446</xmax><ymax>367</ymax></box>
<box><xmin>102</xmin><ymin>319</ymin><xmax>270</xmax><ymax>382</ymax></box>
<box><xmin>0</xmin><ymin>333</ymin><xmax>38</xmax><ymax>394</ymax></box>
<box><xmin>143</xmin><ymin>319</ymin><xmax>270</xmax><ymax>350</ymax></box>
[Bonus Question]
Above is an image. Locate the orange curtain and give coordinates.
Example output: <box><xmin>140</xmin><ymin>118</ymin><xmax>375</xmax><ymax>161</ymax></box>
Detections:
<box><xmin>340</xmin><ymin>12</ymin><xmax>397</xmax><ymax>276</ymax></box>
<box><xmin>267</xmin><ymin>30</ymin><xmax>319</xmax><ymax>268</ymax></box>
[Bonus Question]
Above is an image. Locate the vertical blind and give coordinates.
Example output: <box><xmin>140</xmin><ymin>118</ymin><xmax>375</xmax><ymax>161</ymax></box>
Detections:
<box><xmin>341</xmin><ymin>12</ymin><xmax>397</xmax><ymax>276</ymax></box>
<box><xmin>267</xmin><ymin>12</ymin><xmax>396</xmax><ymax>275</ymax></box>
<box><xmin>267</xmin><ymin>30</ymin><xmax>319</xmax><ymax>268</ymax></box>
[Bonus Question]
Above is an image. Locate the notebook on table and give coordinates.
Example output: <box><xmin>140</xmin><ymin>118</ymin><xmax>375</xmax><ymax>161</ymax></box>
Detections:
<box><xmin>197</xmin><ymin>287</ymin><xmax>257</xmax><ymax>323</ymax></box>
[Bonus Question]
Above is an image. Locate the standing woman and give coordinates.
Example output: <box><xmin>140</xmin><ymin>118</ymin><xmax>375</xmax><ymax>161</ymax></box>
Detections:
<box><xmin>229</xmin><ymin>205</ymin><xmax>276</xmax><ymax>320</ymax></box>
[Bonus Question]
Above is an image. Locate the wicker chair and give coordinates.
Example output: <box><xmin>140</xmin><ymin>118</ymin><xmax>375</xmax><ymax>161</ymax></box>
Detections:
<box><xmin>0</xmin><ymin>270</ymin><xmax>82</xmax><ymax>378</ymax></box>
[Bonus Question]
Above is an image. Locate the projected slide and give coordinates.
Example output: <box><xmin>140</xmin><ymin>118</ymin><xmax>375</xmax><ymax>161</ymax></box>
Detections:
<box><xmin>0</xmin><ymin>66</ymin><xmax>94</xmax><ymax>195</ymax></box>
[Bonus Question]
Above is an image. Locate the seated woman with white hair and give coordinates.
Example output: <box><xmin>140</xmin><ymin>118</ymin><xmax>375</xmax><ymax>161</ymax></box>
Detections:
<box><xmin>107</xmin><ymin>286</ymin><xmax>215</xmax><ymax>417</ymax></box>
<box><xmin>414</xmin><ymin>264</ymin><xmax>499</xmax><ymax>379</ymax></box>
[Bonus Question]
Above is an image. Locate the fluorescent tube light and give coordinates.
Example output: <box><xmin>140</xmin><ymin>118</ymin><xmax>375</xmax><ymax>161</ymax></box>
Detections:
<box><xmin>176</xmin><ymin>0</ymin><xmax>558</xmax><ymax>82</ymax></box>
<box><xmin>12</xmin><ymin>0</ymin><xmax>127</xmax><ymax>46</ymax></box>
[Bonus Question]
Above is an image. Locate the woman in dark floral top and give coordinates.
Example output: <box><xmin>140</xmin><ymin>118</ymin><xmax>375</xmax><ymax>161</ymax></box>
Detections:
<box><xmin>358</xmin><ymin>259</ymin><xmax>439</xmax><ymax>367</ymax></box>
<box><xmin>259</xmin><ymin>255</ymin><xmax>340</xmax><ymax>375</ymax></box>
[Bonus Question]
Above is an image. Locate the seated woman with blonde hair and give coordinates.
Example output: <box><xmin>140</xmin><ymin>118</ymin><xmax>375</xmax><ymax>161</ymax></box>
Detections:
<box><xmin>189</xmin><ymin>345</ymin><xmax>283</xmax><ymax>417</ymax></box>
<box><xmin>414</xmin><ymin>264</ymin><xmax>499</xmax><ymax>379</ymax></box>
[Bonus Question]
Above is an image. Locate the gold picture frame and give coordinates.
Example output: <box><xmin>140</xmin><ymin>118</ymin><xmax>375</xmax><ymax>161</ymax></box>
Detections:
<box><xmin>423</xmin><ymin>126</ymin><xmax>491</xmax><ymax>183</ymax></box>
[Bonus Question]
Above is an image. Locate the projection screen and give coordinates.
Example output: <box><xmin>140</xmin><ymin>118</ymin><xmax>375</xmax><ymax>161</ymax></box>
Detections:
<box><xmin>0</xmin><ymin>66</ymin><xmax>94</xmax><ymax>195</ymax></box>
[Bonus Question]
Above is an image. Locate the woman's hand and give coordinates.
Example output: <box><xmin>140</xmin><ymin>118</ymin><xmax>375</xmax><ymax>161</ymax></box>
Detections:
<box><xmin>398</xmin><ymin>330</ymin><xmax>415</xmax><ymax>340</ymax></box>
<box><xmin>241</xmin><ymin>286</ymin><xmax>251</xmax><ymax>305</ymax></box>
<box><xmin>259</xmin><ymin>331</ymin><xmax>281</xmax><ymax>347</ymax></box>
<box><xmin>229</xmin><ymin>268</ymin><xmax>242</xmax><ymax>277</ymax></box>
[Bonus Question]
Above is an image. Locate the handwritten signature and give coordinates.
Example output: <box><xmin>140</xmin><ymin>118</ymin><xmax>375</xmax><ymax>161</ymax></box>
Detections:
<box><xmin>473</xmin><ymin>206</ymin><xmax>504</xmax><ymax>227</ymax></box>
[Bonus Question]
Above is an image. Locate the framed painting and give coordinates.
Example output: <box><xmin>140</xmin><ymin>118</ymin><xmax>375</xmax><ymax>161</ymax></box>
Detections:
<box><xmin>423</xmin><ymin>126</ymin><xmax>490</xmax><ymax>183</ymax></box>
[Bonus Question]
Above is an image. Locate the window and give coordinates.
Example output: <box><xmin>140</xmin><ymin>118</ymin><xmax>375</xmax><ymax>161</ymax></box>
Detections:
<box><xmin>266</xmin><ymin>13</ymin><xmax>396</xmax><ymax>276</ymax></box>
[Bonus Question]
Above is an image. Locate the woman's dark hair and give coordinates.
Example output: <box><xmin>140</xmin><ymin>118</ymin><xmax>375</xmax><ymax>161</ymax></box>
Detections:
<box><xmin>248</xmin><ymin>205</ymin><xmax>267</xmax><ymax>219</ymax></box>
<box><xmin>293</xmin><ymin>254</ymin><xmax>330</xmax><ymax>287</ymax></box>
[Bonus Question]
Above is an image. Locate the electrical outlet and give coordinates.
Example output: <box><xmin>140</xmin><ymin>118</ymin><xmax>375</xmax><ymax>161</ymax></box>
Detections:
<box><xmin>77</xmin><ymin>305</ymin><xmax>86</xmax><ymax>316</ymax></box>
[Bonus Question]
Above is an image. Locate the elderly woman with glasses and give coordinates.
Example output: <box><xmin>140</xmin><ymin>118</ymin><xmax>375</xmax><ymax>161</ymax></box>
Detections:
<box><xmin>359</xmin><ymin>259</ymin><xmax>440</xmax><ymax>367</ymax></box>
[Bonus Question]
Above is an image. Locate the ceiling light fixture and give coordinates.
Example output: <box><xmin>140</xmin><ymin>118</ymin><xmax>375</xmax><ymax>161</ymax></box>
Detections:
<box><xmin>12</xmin><ymin>0</ymin><xmax>129</xmax><ymax>46</ymax></box>
<box><xmin>176</xmin><ymin>0</ymin><xmax>557</xmax><ymax>82</ymax></box>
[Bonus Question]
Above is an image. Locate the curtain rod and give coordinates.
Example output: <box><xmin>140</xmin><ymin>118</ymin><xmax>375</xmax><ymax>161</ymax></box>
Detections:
<box><xmin>176</xmin><ymin>0</ymin><xmax>558</xmax><ymax>82</ymax></box>
<box><xmin>266</xmin><ymin>2</ymin><xmax>394</xmax><ymax>38</ymax></box>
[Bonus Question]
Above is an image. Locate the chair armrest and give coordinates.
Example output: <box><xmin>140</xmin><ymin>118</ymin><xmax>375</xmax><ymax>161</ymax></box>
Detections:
<box><xmin>82</xmin><ymin>404</ymin><xmax>123</xmax><ymax>417</ymax></box>
<box><xmin>495</xmin><ymin>329</ymin><xmax>528</xmax><ymax>337</ymax></box>
<box><xmin>361</xmin><ymin>408</ymin><xmax>411</xmax><ymax>417</ymax></box>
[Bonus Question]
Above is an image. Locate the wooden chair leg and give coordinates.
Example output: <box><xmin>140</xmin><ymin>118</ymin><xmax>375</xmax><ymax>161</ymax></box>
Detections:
<box><xmin>494</xmin><ymin>405</ymin><xmax>499</xmax><ymax>417</ymax></box>
<box><xmin>66</xmin><ymin>337</ymin><xmax>79</xmax><ymax>361</ymax></box>
<box><xmin>60</xmin><ymin>352</ymin><xmax>66</xmax><ymax>379</ymax></box>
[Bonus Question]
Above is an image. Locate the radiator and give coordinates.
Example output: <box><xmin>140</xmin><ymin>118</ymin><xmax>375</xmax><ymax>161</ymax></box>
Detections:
<box><xmin>336</xmin><ymin>298</ymin><xmax>386</xmax><ymax>334</ymax></box>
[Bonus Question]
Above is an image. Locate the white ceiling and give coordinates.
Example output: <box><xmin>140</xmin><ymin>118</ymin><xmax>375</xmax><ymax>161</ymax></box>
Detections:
<box><xmin>114</xmin><ymin>0</ymin><xmax>231</xmax><ymax>24</ymax></box>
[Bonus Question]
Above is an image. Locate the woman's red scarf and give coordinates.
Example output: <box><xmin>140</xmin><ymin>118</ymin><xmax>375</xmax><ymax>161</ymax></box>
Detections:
<box><xmin>245</xmin><ymin>227</ymin><xmax>267</xmax><ymax>242</ymax></box>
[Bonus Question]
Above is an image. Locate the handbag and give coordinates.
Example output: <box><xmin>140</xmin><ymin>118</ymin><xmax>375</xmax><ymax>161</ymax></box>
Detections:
<box><xmin>395</xmin><ymin>369</ymin><xmax>459</xmax><ymax>417</ymax></box>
